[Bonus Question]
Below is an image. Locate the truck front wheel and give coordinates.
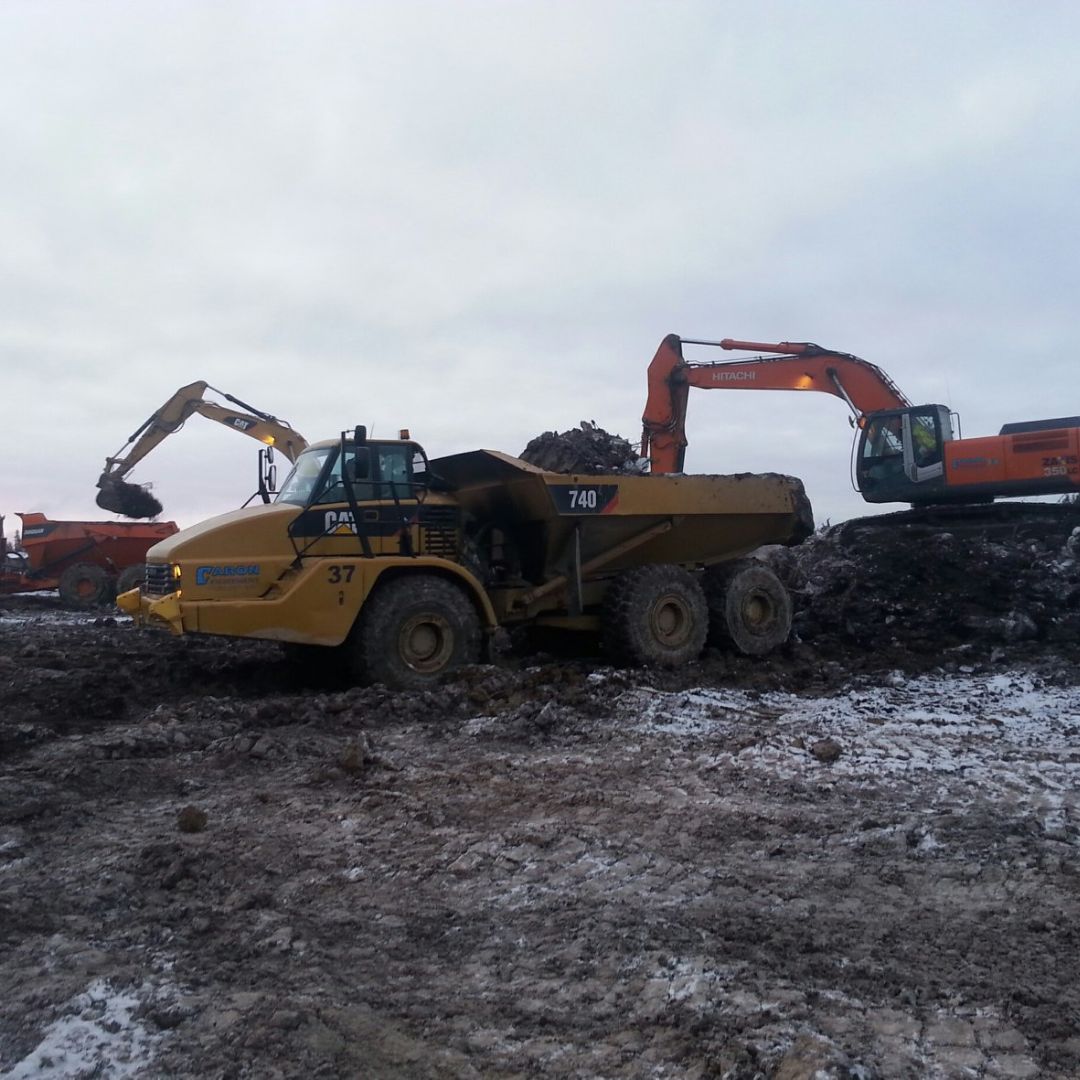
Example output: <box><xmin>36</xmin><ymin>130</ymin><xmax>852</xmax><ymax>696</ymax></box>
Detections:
<box><xmin>350</xmin><ymin>575</ymin><xmax>481</xmax><ymax>690</ymax></box>
<box><xmin>705</xmin><ymin>560</ymin><xmax>792</xmax><ymax>655</ymax></box>
<box><xmin>58</xmin><ymin>563</ymin><xmax>114</xmax><ymax>608</ymax></box>
<box><xmin>603</xmin><ymin>564</ymin><xmax>708</xmax><ymax>667</ymax></box>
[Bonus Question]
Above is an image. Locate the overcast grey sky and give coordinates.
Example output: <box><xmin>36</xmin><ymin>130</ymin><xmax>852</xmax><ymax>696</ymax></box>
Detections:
<box><xmin>4</xmin><ymin>0</ymin><xmax>1079</xmax><ymax>531</ymax></box>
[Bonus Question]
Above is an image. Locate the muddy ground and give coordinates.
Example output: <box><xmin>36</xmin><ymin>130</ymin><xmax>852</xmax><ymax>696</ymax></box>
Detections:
<box><xmin>2</xmin><ymin>520</ymin><xmax>1080</xmax><ymax>1079</ymax></box>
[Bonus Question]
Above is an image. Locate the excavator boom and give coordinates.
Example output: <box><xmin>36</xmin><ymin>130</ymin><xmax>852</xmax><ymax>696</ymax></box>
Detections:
<box><xmin>642</xmin><ymin>330</ymin><xmax>1080</xmax><ymax>511</ymax></box>
<box><xmin>97</xmin><ymin>381</ymin><xmax>308</xmax><ymax>517</ymax></box>
<box><xmin>642</xmin><ymin>334</ymin><xmax>910</xmax><ymax>474</ymax></box>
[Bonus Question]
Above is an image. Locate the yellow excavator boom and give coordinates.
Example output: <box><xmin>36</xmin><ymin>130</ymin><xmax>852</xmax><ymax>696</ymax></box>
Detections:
<box><xmin>96</xmin><ymin>381</ymin><xmax>308</xmax><ymax>516</ymax></box>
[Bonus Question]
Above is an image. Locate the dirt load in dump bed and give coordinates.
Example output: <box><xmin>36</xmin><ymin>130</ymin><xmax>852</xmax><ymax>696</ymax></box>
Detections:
<box><xmin>3</xmin><ymin>538</ymin><xmax>1080</xmax><ymax>1080</ymax></box>
<box><xmin>519</xmin><ymin>420</ymin><xmax>646</xmax><ymax>474</ymax></box>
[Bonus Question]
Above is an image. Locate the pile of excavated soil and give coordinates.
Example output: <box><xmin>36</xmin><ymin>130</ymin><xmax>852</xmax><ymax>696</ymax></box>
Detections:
<box><xmin>519</xmin><ymin>421</ymin><xmax>645</xmax><ymax>474</ymax></box>
<box><xmin>758</xmin><ymin>510</ymin><xmax>1080</xmax><ymax>671</ymax></box>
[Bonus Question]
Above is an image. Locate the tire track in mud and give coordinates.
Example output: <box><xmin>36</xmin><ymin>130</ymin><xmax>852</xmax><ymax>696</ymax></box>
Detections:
<box><xmin>2</xmin><ymin>609</ymin><xmax>1079</xmax><ymax>1077</ymax></box>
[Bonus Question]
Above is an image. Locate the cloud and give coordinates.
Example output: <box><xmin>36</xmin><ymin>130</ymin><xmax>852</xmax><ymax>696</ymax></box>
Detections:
<box><xmin>2</xmin><ymin>1</ymin><xmax>1080</xmax><ymax>529</ymax></box>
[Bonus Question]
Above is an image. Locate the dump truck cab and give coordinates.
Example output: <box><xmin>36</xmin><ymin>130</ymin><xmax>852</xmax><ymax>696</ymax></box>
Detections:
<box><xmin>122</xmin><ymin>427</ymin><xmax>814</xmax><ymax>689</ymax></box>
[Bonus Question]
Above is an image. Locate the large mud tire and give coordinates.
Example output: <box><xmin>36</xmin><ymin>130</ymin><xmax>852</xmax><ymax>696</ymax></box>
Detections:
<box><xmin>705</xmin><ymin>560</ymin><xmax>792</xmax><ymax>655</ymax></box>
<box><xmin>115</xmin><ymin>564</ymin><xmax>145</xmax><ymax>596</ymax></box>
<box><xmin>58</xmin><ymin>563</ymin><xmax>114</xmax><ymax>608</ymax></box>
<box><xmin>350</xmin><ymin>575</ymin><xmax>481</xmax><ymax>690</ymax></box>
<box><xmin>602</xmin><ymin>564</ymin><xmax>708</xmax><ymax>668</ymax></box>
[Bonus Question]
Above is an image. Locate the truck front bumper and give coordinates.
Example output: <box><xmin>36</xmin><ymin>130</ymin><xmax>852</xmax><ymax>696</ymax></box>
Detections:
<box><xmin>117</xmin><ymin>587</ymin><xmax>185</xmax><ymax>634</ymax></box>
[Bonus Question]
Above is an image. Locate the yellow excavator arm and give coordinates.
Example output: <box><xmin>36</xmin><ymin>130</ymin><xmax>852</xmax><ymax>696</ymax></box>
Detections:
<box><xmin>97</xmin><ymin>381</ymin><xmax>308</xmax><ymax>516</ymax></box>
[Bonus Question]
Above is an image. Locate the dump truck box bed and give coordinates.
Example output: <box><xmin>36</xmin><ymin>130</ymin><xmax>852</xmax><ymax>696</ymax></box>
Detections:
<box><xmin>1</xmin><ymin>514</ymin><xmax>178</xmax><ymax>595</ymax></box>
<box><xmin>430</xmin><ymin>450</ymin><xmax>813</xmax><ymax>579</ymax></box>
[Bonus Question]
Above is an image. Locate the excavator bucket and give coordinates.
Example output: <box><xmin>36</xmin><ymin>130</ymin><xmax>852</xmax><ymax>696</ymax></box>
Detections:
<box><xmin>96</xmin><ymin>478</ymin><xmax>163</xmax><ymax>519</ymax></box>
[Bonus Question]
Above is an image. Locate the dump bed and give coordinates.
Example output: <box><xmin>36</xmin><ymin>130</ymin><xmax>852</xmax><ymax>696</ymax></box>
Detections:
<box><xmin>430</xmin><ymin>450</ymin><xmax>812</xmax><ymax>581</ymax></box>
<box><xmin>2</xmin><ymin>513</ymin><xmax>179</xmax><ymax>594</ymax></box>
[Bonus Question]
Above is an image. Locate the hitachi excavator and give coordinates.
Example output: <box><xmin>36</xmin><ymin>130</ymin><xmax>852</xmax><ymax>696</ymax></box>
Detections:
<box><xmin>642</xmin><ymin>334</ymin><xmax>1080</xmax><ymax>510</ymax></box>
<box><xmin>97</xmin><ymin>381</ymin><xmax>308</xmax><ymax>518</ymax></box>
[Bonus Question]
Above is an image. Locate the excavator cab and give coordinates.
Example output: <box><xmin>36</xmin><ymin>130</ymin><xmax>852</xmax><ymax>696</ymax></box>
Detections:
<box><xmin>857</xmin><ymin>405</ymin><xmax>953</xmax><ymax>504</ymax></box>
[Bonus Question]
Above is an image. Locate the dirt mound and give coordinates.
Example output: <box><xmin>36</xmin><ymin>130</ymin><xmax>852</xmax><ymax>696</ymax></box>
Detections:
<box><xmin>520</xmin><ymin>421</ymin><xmax>645</xmax><ymax>474</ymax></box>
<box><xmin>96</xmin><ymin>479</ymin><xmax>163</xmax><ymax>519</ymax></box>
<box><xmin>761</xmin><ymin>514</ymin><xmax>1080</xmax><ymax>664</ymax></box>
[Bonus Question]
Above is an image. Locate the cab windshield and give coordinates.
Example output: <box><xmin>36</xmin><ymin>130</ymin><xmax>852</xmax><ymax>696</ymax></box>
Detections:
<box><xmin>276</xmin><ymin>447</ymin><xmax>335</xmax><ymax>506</ymax></box>
<box><xmin>275</xmin><ymin>443</ymin><xmax>420</xmax><ymax>506</ymax></box>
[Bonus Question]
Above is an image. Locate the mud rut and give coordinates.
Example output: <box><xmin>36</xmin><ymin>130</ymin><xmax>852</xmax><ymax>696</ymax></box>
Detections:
<box><xmin>2</xmin><ymin>584</ymin><xmax>1079</xmax><ymax>1079</ymax></box>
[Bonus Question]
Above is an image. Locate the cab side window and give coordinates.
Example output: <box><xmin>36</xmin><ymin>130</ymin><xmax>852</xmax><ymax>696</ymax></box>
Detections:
<box><xmin>911</xmin><ymin>410</ymin><xmax>942</xmax><ymax>467</ymax></box>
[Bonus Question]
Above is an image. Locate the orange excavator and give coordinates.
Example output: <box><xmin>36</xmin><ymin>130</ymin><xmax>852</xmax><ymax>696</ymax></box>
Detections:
<box><xmin>642</xmin><ymin>334</ymin><xmax>1080</xmax><ymax>508</ymax></box>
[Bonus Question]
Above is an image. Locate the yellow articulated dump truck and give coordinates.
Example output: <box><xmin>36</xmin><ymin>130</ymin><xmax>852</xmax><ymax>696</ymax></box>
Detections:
<box><xmin>119</xmin><ymin>427</ymin><xmax>813</xmax><ymax>689</ymax></box>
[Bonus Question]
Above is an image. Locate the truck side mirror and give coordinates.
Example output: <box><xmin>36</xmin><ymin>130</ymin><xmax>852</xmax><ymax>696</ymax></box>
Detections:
<box><xmin>345</xmin><ymin>448</ymin><xmax>371</xmax><ymax>482</ymax></box>
<box><xmin>354</xmin><ymin>425</ymin><xmax>367</xmax><ymax>445</ymax></box>
<box><xmin>257</xmin><ymin>447</ymin><xmax>277</xmax><ymax>503</ymax></box>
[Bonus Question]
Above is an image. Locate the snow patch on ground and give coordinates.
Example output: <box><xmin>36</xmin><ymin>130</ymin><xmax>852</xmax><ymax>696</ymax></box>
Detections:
<box><xmin>2</xmin><ymin>980</ymin><xmax>162</xmax><ymax>1079</ymax></box>
<box><xmin>625</xmin><ymin>673</ymin><xmax>1080</xmax><ymax>835</ymax></box>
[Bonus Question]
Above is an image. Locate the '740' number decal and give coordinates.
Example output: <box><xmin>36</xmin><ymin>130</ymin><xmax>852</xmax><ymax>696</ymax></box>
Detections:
<box><xmin>549</xmin><ymin>485</ymin><xmax>619</xmax><ymax>515</ymax></box>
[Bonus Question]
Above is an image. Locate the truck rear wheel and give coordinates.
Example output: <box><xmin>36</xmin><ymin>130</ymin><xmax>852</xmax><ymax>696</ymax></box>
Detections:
<box><xmin>58</xmin><ymin>563</ymin><xmax>114</xmax><ymax>608</ymax></box>
<box><xmin>603</xmin><ymin>564</ymin><xmax>708</xmax><ymax>667</ymax></box>
<box><xmin>350</xmin><ymin>575</ymin><xmax>481</xmax><ymax>690</ymax></box>
<box><xmin>705</xmin><ymin>560</ymin><xmax>792</xmax><ymax>655</ymax></box>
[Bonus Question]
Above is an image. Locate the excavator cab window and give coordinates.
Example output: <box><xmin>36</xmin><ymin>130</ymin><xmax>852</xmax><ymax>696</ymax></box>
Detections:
<box><xmin>909</xmin><ymin>409</ymin><xmax>943</xmax><ymax>468</ymax></box>
<box><xmin>863</xmin><ymin>416</ymin><xmax>904</xmax><ymax>459</ymax></box>
<box><xmin>858</xmin><ymin>406</ymin><xmax>950</xmax><ymax>501</ymax></box>
<box><xmin>859</xmin><ymin>412</ymin><xmax>909</xmax><ymax>496</ymax></box>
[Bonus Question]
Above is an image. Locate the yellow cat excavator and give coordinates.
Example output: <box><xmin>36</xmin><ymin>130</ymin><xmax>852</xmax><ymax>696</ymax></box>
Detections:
<box><xmin>96</xmin><ymin>381</ymin><xmax>308</xmax><ymax>518</ymax></box>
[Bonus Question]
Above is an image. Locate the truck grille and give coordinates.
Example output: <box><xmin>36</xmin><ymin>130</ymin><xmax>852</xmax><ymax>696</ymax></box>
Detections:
<box><xmin>420</xmin><ymin>507</ymin><xmax>460</xmax><ymax>560</ymax></box>
<box><xmin>144</xmin><ymin>562</ymin><xmax>172</xmax><ymax>596</ymax></box>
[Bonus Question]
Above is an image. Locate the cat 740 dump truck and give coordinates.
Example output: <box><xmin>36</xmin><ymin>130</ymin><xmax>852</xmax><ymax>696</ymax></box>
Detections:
<box><xmin>119</xmin><ymin>428</ymin><xmax>813</xmax><ymax>688</ymax></box>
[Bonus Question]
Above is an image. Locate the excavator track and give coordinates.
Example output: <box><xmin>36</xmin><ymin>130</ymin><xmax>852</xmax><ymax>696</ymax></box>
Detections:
<box><xmin>832</xmin><ymin>501</ymin><xmax>1080</xmax><ymax>547</ymax></box>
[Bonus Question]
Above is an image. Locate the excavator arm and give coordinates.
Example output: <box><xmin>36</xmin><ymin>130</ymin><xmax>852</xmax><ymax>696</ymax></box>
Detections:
<box><xmin>642</xmin><ymin>334</ymin><xmax>911</xmax><ymax>473</ymax></box>
<box><xmin>97</xmin><ymin>381</ymin><xmax>309</xmax><ymax>516</ymax></box>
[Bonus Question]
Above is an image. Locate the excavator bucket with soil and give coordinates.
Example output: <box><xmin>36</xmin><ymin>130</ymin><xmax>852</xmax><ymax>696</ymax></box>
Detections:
<box><xmin>96</xmin><ymin>478</ymin><xmax>164</xmax><ymax>519</ymax></box>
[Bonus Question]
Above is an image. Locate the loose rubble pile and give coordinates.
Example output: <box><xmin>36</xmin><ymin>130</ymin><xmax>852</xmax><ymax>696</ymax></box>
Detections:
<box><xmin>519</xmin><ymin>420</ymin><xmax>646</xmax><ymax>474</ymax></box>
<box><xmin>756</xmin><ymin>511</ymin><xmax>1080</xmax><ymax>673</ymax></box>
